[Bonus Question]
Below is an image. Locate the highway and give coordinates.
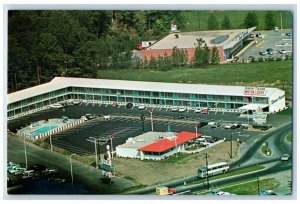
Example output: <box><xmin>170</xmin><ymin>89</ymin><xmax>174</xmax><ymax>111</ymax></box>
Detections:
<box><xmin>127</xmin><ymin>122</ymin><xmax>292</xmax><ymax>195</ymax></box>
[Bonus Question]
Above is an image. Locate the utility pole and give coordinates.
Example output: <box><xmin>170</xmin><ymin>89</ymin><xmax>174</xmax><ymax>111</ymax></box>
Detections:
<box><xmin>205</xmin><ymin>153</ymin><xmax>209</xmax><ymax>190</ymax></box>
<box><xmin>257</xmin><ymin>176</ymin><xmax>260</xmax><ymax>195</ymax></box>
<box><xmin>89</xmin><ymin>137</ymin><xmax>98</xmax><ymax>169</ymax></box>
<box><xmin>198</xmin><ymin>11</ymin><xmax>200</xmax><ymax>30</ymax></box>
<box><xmin>23</xmin><ymin>137</ymin><xmax>28</xmax><ymax>169</ymax></box>
<box><xmin>140</xmin><ymin>113</ymin><xmax>145</xmax><ymax>132</ymax></box>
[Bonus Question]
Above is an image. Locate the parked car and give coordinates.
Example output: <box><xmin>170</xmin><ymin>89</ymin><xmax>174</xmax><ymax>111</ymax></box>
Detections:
<box><xmin>174</xmin><ymin>114</ymin><xmax>189</xmax><ymax>120</ymax></box>
<box><xmin>178</xmin><ymin>107</ymin><xmax>187</xmax><ymax>112</ymax></box>
<box><xmin>259</xmin><ymin>51</ymin><xmax>267</xmax><ymax>56</ymax></box>
<box><xmin>249</xmin><ymin>34</ymin><xmax>255</xmax><ymax>38</ymax></box>
<box><xmin>194</xmin><ymin>108</ymin><xmax>202</xmax><ymax>113</ymax></box>
<box><xmin>279</xmin><ymin>49</ymin><xmax>286</xmax><ymax>54</ymax></box>
<box><xmin>224</xmin><ymin>124</ymin><xmax>233</xmax><ymax>129</ymax></box>
<box><xmin>211</xmin><ymin>122</ymin><xmax>221</xmax><ymax>128</ymax></box>
<box><xmin>28</xmin><ymin>164</ymin><xmax>47</xmax><ymax>172</ymax></box>
<box><xmin>266</xmin><ymin>48</ymin><xmax>274</xmax><ymax>55</ymax></box>
<box><xmin>248</xmin><ymin>56</ymin><xmax>255</xmax><ymax>61</ymax></box>
<box><xmin>126</xmin><ymin>103</ymin><xmax>133</xmax><ymax>109</ymax></box>
<box><xmin>281</xmin><ymin>154</ymin><xmax>290</xmax><ymax>161</ymax></box>
<box><xmin>171</xmin><ymin>107</ymin><xmax>179</xmax><ymax>112</ymax></box>
<box><xmin>111</xmin><ymin>102</ymin><xmax>118</xmax><ymax>107</ymax></box>
<box><xmin>285</xmin><ymin>32</ymin><xmax>292</xmax><ymax>37</ymax></box>
<box><xmin>73</xmin><ymin>99</ymin><xmax>82</xmax><ymax>105</ymax></box>
<box><xmin>201</xmin><ymin>108</ymin><xmax>209</xmax><ymax>114</ymax></box>
<box><xmin>199</xmin><ymin>121</ymin><xmax>208</xmax><ymax>128</ymax></box>
<box><xmin>85</xmin><ymin>114</ymin><xmax>96</xmax><ymax>120</ymax></box>
<box><xmin>138</xmin><ymin>104</ymin><xmax>146</xmax><ymax>110</ymax></box>
<box><xmin>49</xmin><ymin>104</ymin><xmax>63</xmax><ymax>109</ymax></box>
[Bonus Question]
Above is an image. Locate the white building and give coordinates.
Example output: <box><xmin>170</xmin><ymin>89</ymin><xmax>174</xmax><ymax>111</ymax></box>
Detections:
<box><xmin>7</xmin><ymin>77</ymin><xmax>286</xmax><ymax>120</ymax></box>
<box><xmin>116</xmin><ymin>131</ymin><xmax>201</xmax><ymax>160</ymax></box>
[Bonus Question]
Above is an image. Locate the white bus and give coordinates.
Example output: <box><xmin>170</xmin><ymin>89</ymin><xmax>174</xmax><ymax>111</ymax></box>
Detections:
<box><xmin>198</xmin><ymin>162</ymin><xmax>229</xmax><ymax>178</ymax></box>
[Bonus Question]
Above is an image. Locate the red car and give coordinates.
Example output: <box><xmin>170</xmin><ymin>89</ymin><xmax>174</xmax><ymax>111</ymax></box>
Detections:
<box><xmin>112</xmin><ymin>102</ymin><xmax>118</xmax><ymax>107</ymax></box>
<box><xmin>201</xmin><ymin>108</ymin><xmax>209</xmax><ymax>114</ymax></box>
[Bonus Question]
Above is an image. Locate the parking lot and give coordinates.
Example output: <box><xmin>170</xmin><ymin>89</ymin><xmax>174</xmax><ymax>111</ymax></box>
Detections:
<box><xmin>8</xmin><ymin>103</ymin><xmax>260</xmax><ymax>156</ymax></box>
<box><xmin>239</xmin><ymin>29</ymin><xmax>292</xmax><ymax>60</ymax></box>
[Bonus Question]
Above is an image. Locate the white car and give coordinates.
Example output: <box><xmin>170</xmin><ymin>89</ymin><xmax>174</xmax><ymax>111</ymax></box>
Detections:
<box><xmin>194</xmin><ymin>108</ymin><xmax>202</xmax><ymax>113</ymax></box>
<box><xmin>138</xmin><ymin>104</ymin><xmax>146</xmax><ymax>110</ymax></box>
<box><xmin>281</xmin><ymin>154</ymin><xmax>289</xmax><ymax>161</ymax></box>
<box><xmin>171</xmin><ymin>107</ymin><xmax>179</xmax><ymax>112</ymax></box>
<box><xmin>73</xmin><ymin>99</ymin><xmax>82</xmax><ymax>105</ymax></box>
<box><xmin>49</xmin><ymin>104</ymin><xmax>63</xmax><ymax>109</ymax></box>
<box><xmin>224</xmin><ymin>124</ymin><xmax>232</xmax><ymax>129</ymax></box>
<box><xmin>178</xmin><ymin>107</ymin><xmax>187</xmax><ymax>112</ymax></box>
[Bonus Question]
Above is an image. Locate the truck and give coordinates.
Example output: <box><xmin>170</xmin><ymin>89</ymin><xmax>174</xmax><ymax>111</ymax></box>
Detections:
<box><xmin>156</xmin><ymin>186</ymin><xmax>176</xmax><ymax>195</ymax></box>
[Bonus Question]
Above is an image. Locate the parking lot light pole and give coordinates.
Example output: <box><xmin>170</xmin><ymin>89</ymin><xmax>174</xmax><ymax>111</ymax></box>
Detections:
<box><xmin>229</xmin><ymin>132</ymin><xmax>241</xmax><ymax>159</ymax></box>
<box><xmin>149</xmin><ymin>110</ymin><xmax>154</xmax><ymax>132</ymax></box>
<box><xmin>89</xmin><ymin>137</ymin><xmax>98</xmax><ymax>169</ymax></box>
<box><xmin>23</xmin><ymin>136</ymin><xmax>28</xmax><ymax>169</ymax></box>
<box><xmin>69</xmin><ymin>153</ymin><xmax>76</xmax><ymax>186</ymax></box>
<box><xmin>49</xmin><ymin>132</ymin><xmax>53</xmax><ymax>151</ymax></box>
<box><xmin>110</xmin><ymin>135</ymin><xmax>114</xmax><ymax>159</ymax></box>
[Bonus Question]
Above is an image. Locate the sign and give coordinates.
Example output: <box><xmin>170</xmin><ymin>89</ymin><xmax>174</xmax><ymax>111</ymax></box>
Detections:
<box><xmin>244</xmin><ymin>87</ymin><xmax>266</xmax><ymax>96</ymax></box>
<box><xmin>271</xmin><ymin>95</ymin><xmax>285</xmax><ymax>104</ymax></box>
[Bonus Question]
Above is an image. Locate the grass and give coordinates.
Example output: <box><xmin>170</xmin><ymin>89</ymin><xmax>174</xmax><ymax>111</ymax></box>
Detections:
<box><xmin>97</xmin><ymin>60</ymin><xmax>292</xmax><ymax>97</ymax></box>
<box><xmin>285</xmin><ymin>131</ymin><xmax>292</xmax><ymax>143</ymax></box>
<box><xmin>161</xmin><ymin>153</ymin><xmax>190</xmax><ymax>164</ymax></box>
<box><xmin>217</xmin><ymin>178</ymin><xmax>279</xmax><ymax>195</ymax></box>
<box><xmin>181</xmin><ymin>11</ymin><xmax>293</xmax><ymax>31</ymax></box>
<box><xmin>261</xmin><ymin>145</ymin><xmax>272</xmax><ymax>156</ymax></box>
<box><xmin>196</xmin><ymin>177</ymin><xmax>279</xmax><ymax>195</ymax></box>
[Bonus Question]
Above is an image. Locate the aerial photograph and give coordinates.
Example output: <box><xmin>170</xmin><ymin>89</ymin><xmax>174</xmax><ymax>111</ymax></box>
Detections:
<box><xmin>6</xmin><ymin>9</ymin><xmax>293</xmax><ymax>197</ymax></box>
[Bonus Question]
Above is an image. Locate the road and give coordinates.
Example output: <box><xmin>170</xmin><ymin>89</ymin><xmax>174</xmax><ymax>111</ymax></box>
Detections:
<box><xmin>127</xmin><ymin>122</ymin><xmax>292</xmax><ymax>195</ymax></box>
<box><xmin>6</xmin><ymin>133</ymin><xmax>135</xmax><ymax>194</ymax></box>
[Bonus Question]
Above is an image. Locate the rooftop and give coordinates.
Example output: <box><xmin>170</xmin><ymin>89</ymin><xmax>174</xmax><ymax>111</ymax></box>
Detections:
<box><xmin>138</xmin><ymin>131</ymin><xmax>202</xmax><ymax>153</ymax></box>
<box><xmin>8</xmin><ymin>77</ymin><xmax>283</xmax><ymax>104</ymax></box>
<box><xmin>116</xmin><ymin>132</ymin><xmax>175</xmax><ymax>149</ymax></box>
<box><xmin>147</xmin><ymin>27</ymin><xmax>256</xmax><ymax>50</ymax></box>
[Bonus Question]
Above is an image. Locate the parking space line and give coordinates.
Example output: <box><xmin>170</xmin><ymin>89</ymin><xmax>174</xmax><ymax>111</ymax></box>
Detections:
<box><xmin>159</xmin><ymin>107</ymin><xmax>162</xmax><ymax>111</ymax></box>
<box><xmin>85</xmin><ymin>103</ymin><xmax>89</xmax><ymax>106</ymax></box>
<box><xmin>92</xmin><ymin>103</ymin><xmax>95</xmax><ymax>106</ymax></box>
<box><xmin>105</xmin><ymin>104</ymin><xmax>108</xmax><ymax>107</ymax></box>
<box><xmin>99</xmin><ymin>104</ymin><xmax>102</xmax><ymax>107</ymax></box>
<box><xmin>166</xmin><ymin>108</ymin><xmax>169</xmax><ymax>112</ymax></box>
<box><xmin>118</xmin><ymin>105</ymin><xmax>121</xmax><ymax>108</ymax></box>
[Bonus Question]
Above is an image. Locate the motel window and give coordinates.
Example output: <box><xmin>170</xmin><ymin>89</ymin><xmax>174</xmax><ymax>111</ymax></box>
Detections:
<box><xmin>152</xmin><ymin>92</ymin><xmax>159</xmax><ymax>97</ymax></box>
<box><xmin>254</xmin><ymin>97</ymin><xmax>268</xmax><ymax>104</ymax></box>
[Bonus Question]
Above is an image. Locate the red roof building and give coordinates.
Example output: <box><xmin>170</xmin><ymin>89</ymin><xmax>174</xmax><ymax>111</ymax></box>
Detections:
<box><xmin>138</xmin><ymin>131</ymin><xmax>202</xmax><ymax>153</ymax></box>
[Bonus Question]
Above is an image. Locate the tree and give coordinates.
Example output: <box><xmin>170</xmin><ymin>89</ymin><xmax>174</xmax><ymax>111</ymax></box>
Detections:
<box><xmin>207</xmin><ymin>13</ymin><xmax>219</xmax><ymax>30</ymax></box>
<box><xmin>244</xmin><ymin>11</ymin><xmax>258</xmax><ymax>28</ymax></box>
<box><xmin>265</xmin><ymin>11</ymin><xmax>276</xmax><ymax>30</ymax></box>
<box><xmin>194</xmin><ymin>38</ymin><xmax>206</xmax><ymax>67</ymax></box>
<box><xmin>221</xmin><ymin>15</ymin><xmax>232</xmax><ymax>29</ymax></box>
<box><xmin>211</xmin><ymin>47</ymin><xmax>220</xmax><ymax>65</ymax></box>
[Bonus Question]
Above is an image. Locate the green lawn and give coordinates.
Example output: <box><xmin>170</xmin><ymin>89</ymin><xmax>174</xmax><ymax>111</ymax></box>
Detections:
<box><xmin>218</xmin><ymin>178</ymin><xmax>279</xmax><ymax>195</ymax></box>
<box><xmin>285</xmin><ymin>131</ymin><xmax>292</xmax><ymax>143</ymax></box>
<box><xmin>261</xmin><ymin>146</ymin><xmax>272</xmax><ymax>156</ymax></box>
<box><xmin>182</xmin><ymin>10</ymin><xmax>293</xmax><ymax>31</ymax></box>
<box><xmin>197</xmin><ymin>177</ymin><xmax>279</xmax><ymax>195</ymax></box>
<box><xmin>97</xmin><ymin>60</ymin><xmax>292</xmax><ymax>97</ymax></box>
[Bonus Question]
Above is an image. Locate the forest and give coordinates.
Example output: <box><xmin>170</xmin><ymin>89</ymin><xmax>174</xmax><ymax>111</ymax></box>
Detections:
<box><xmin>8</xmin><ymin>10</ymin><xmax>292</xmax><ymax>92</ymax></box>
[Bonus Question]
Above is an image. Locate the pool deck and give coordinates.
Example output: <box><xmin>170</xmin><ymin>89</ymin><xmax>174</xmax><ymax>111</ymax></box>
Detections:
<box><xmin>17</xmin><ymin>118</ymin><xmax>85</xmax><ymax>140</ymax></box>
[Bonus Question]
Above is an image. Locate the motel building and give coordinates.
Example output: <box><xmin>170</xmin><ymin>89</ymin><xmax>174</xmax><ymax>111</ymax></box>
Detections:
<box><xmin>7</xmin><ymin>77</ymin><xmax>286</xmax><ymax>120</ymax></box>
<box><xmin>116</xmin><ymin>131</ymin><xmax>202</xmax><ymax>160</ymax></box>
<box><xmin>140</xmin><ymin>27</ymin><xmax>257</xmax><ymax>63</ymax></box>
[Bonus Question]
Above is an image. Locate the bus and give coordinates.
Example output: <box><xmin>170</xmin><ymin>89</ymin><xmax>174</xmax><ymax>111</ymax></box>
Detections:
<box><xmin>198</xmin><ymin>162</ymin><xmax>229</xmax><ymax>178</ymax></box>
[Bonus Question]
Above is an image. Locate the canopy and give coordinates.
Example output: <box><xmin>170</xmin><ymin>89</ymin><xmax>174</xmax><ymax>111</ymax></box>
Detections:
<box><xmin>238</xmin><ymin>104</ymin><xmax>269</xmax><ymax>111</ymax></box>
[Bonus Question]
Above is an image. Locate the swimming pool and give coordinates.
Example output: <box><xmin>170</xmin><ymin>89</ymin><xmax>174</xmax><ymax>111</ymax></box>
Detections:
<box><xmin>31</xmin><ymin>126</ymin><xmax>58</xmax><ymax>136</ymax></box>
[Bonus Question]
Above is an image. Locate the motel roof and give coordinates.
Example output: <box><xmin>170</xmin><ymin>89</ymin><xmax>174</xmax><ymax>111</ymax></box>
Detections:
<box><xmin>138</xmin><ymin>131</ymin><xmax>202</xmax><ymax>153</ymax></box>
<box><xmin>8</xmin><ymin>77</ymin><xmax>284</xmax><ymax>104</ymax></box>
<box><xmin>146</xmin><ymin>27</ymin><xmax>256</xmax><ymax>50</ymax></box>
